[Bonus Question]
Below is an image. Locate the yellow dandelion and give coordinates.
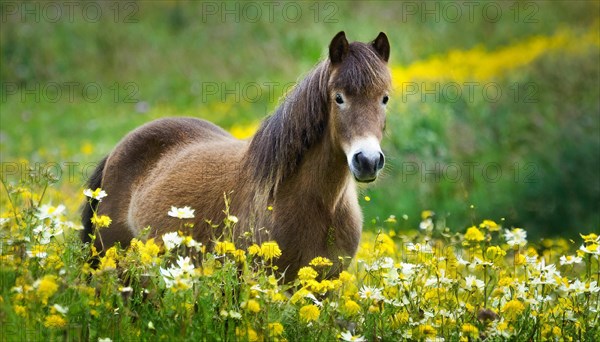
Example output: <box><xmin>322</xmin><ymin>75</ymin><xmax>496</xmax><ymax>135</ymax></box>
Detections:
<box><xmin>215</xmin><ymin>241</ymin><xmax>236</xmax><ymax>255</ymax></box>
<box><xmin>91</xmin><ymin>214</ymin><xmax>112</xmax><ymax>228</ymax></box>
<box><xmin>138</xmin><ymin>239</ymin><xmax>160</xmax><ymax>265</ymax></box>
<box><xmin>415</xmin><ymin>324</ymin><xmax>437</xmax><ymax>338</ymax></box>
<box><xmin>236</xmin><ymin>326</ymin><xmax>259</xmax><ymax>342</ymax></box>
<box><xmin>13</xmin><ymin>305</ymin><xmax>27</xmax><ymax>317</ymax></box>
<box><xmin>502</xmin><ymin>299</ymin><xmax>525</xmax><ymax>321</ymax></box>
<box><xmin>391</xmin><ymin>311</ymin><xmax>409</xmax><ymax>328</ymax></box>
<box><xmin>245</xmin><ymin>299</ymin><xmax>261</xmax><ymax>313</ymax></box>
<box><xmin>299</xmin><ymin>304</ymin><xmax>320</xmax><ymax>322</ymax></box>
<box><xmin>465</xmin><ymin>226</ymin><xmax>485</xmax><ymax>242</ymax></box>
<box><xmin>421</xmin><ymin>210</ymin><xmax>434</xmax><ymax>220</ymax></box>
<box><xmin>485</xmin><ymin>245</ymin><xmax>507</xmax><ymax>262</ymax></box>
<box><xmin>35</xmin><ymin>275</ymin><xmax>59</xmax><ymax>304</ymax></box>
<box><xmin>98</xmin><ymin>246</ymin><xmax>118</xmax><ymax>271</ymax></box>
<box><xmin>343</xmin><ymin>300</ymin><xmax>361</xmax><ymax>316</ymax></box>
<box><xmin>309</xmin><ymin>256</ymin><xmax>333</xmax><ymax>268</ymax></box>
<box><xmin>248</xmin><ymin>244</ymin><xmax>261</xmax><ymax>256</ymax></box>
<box><xmin>580</xmin><ymin>233</ymin><xmax>598</xmax><ymax>243</ymax></box>
<box><xmin>232</xmin><ymin>249</ymin><xmax>246</xmax><ymax>263</ymax></box>
<box><xmin>338</xmin><ymin>271</ymin><xmax>355</xmax><ymax>283</ymax></box>
<box><xmin>480</xmin><ymin>219</ymin><xmax>500</xmax><ymax>231</ymax></box>
<box><xmin>260</xmin><ymin>241</ymin><xmax>282</xmax><ymax>261</ymax></box>
<box><xmin>298</xmin><ymin>266</ymin><xmax>318</xmax><ymax>281</ymax></box>
<box><xmin>80</xmin><ymin>141</ymin><xmax>94</xmax><ymax>155</ymax></box>
<box><xmin>461</xmin><ymin>323</ymin><xmax>478</xmax><ymax>337</ymax></box>
<box><xmin>44</xmin><ymin>314</ymin><xmax>67</xmax><ymax>329</ymax></box>
<box><xmin>268</xmin><ymin>322</ymin><xmax>284</xmax><ymax>337</ymax></box>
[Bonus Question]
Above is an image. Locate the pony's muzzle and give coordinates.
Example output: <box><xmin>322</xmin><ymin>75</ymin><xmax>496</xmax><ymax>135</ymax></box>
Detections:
<box><xmin>351</xmin><ymin>150</ymin><xmax>385</xmax><ymax>183</ymax></box>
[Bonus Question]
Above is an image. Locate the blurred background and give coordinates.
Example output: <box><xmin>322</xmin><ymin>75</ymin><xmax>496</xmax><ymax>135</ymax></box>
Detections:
<box><xmin>1</xmin><ymin>1</ymin><xmax>598</xmax><ymax>238</ymax></box>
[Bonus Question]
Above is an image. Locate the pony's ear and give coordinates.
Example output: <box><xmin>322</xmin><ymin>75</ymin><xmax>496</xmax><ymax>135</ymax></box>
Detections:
<box><xmin>329</xmin><ymin>31</ymin><xmax>349</xmax><ymax>65</ymax></box>
<box><xmin>372</xmin><ymin>32</ymin><xmax>390</xmax><ymax>62</ymax></box>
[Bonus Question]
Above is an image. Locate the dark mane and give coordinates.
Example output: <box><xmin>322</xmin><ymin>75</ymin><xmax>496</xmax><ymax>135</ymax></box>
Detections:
<box><xmin>244</xmin><ymin>42</ymin><xmax>390</xmax><ymax>190</ymax></box>
<box><xmin>243</xmin><ymin>61</ymin><xmax>330</xmax><ymax>190</ymax></box>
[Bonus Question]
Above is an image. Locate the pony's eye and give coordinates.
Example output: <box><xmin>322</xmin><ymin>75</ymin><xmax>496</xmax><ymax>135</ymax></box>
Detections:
<box><xmin>382</xmin><ymin>95</ymin><xmax>389</xmax><ymax>105</ymax></box>
<box><xmin>335</xmin><ymin>94</ymin><xmax>344</xmax><ymax>104</ymax></box>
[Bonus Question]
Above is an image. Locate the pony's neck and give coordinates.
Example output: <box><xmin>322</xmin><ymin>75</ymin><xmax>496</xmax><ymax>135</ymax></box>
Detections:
<box><xmin>279</xmin><ymin>128</ymin><xmax>352</xmax><ymax>211</ymax></box>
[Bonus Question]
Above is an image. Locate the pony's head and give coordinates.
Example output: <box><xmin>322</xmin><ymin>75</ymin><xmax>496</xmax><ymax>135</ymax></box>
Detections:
<box><xmin>328</xmin><ymin>31</ymin><xmax>391</xmax><ymax>183</ymax></box>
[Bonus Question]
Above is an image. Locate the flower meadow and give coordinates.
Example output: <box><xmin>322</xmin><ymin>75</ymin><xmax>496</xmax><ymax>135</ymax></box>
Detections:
<box><xmin>1</xmin><ymin>174</ymin><xmax>599</xmax><ymax>342</ymax></box>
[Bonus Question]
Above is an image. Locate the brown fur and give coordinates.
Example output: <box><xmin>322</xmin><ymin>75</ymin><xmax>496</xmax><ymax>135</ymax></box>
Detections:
<box><xmin>83</xmin><ymin>32</ymin><xmax>392</xmax><ymax>281</ymax></box>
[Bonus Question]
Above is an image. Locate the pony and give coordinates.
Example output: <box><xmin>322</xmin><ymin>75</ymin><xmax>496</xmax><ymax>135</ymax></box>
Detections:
<box><xmin>82</xmin><ymin>31</ymin><xmax>392</xmax><ymax>281</ymax></box>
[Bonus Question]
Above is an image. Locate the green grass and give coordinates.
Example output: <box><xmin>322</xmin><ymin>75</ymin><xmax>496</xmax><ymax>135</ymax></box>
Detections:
<box><xmin>0</xmin><ymin>174</ymin><xmax>599</xmax><ymax>341</ymax></box>
<box><xmin>1</xmin><ymin>0</ymin><xmax>599</xmax><ymax>238</ymax></box>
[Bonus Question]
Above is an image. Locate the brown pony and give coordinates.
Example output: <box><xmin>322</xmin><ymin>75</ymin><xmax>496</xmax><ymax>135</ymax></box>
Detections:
<box><xmin>82</xmin><ymin>31</ymin><xmax>391</xmax><ymax>280</ymax></box>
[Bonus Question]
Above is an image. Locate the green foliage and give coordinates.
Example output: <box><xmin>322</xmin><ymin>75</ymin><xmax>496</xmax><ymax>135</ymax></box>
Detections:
<box><xmin>1</xmin><ymin>176</ymin><xmax>599</xmax><ymax>341</ymax></box>
<box><xmin>1</xmin><ymin>1</ymin><xmax>598</xmax><ymax>236</ymax></box>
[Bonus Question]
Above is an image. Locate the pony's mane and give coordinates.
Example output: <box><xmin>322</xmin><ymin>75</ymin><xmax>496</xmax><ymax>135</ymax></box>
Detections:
<box><xmin>244</xmin><ymin>42</ymin><xmax>390</xmax><ymax>191</ymax></box>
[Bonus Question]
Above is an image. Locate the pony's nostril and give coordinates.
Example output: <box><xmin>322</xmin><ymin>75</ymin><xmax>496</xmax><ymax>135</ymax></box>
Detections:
<box><xmin>377</xmin><ymin>152</ymin><xmax>385</xmax><ymax>170</ymax></box>
<box><xmin>352</xmin><ymin>152</ymin><xmax>363</xmax><ymax>168</ymax></box>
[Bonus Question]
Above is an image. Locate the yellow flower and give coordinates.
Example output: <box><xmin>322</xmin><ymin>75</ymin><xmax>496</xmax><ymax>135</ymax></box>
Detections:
<box><xmin>91</xmin><ymin>214</ymin><xmax>112</xmax><ymax>228</ymax></box>
<box><xmin>215</xmin><ymin>241</ymin><xmax>236</xmax><ymax>255</ymax></box>
<box><xmin>35</xmin><ymin>275</ymin><xmax>59</xmax><ymax>304</ymax></box>
<box><xmin>290</xmin><ymin>288</ymin><xmax>310</xmax><ymax>304</ymax></box>
<box><xmin>44</xmin><ymin>314</ymin><xmax>67</xmax><ymax>329</ymax></box>
<box><xmin>480</xmin><ymin>219</ymin><xmax>500</xmax><ymax>231</ymax></box>
<box><xmin>485</xmin><ymin>246</ymin><xmax>506</xmax><ymax>262</ymax></box>
<box><xmin>461</xmin><ymin>323</ymin><xmax>478</xmax><ymax>337</ymax></box>
<box><xmin>298</xmin><ymin>266</ymin><xmax>318</xmax><ymax>281</ymax></box>
<box><xmin>236</xmin><ymin>326</ymin><xmax>259</xmax><ymax>342</ymax></box>
<box><xmin>95</xmin><ymin>247</ymin><xmax>118</xmax><ymax>272</ymax></box>
<box><xmin>248</xmin><ymin>244</ymin><xmax>261</xmax><ymax>256</ymax></box>
<box><xmin>514</xmin><ymin>253</ymin><xmax>527</xmax><ymax>266</ymax></box>
<box><xmin>580</xmin><ymin>233</ymin><xmax>598</xmax><ymax>243</ymax></box>
<box><xmin>374</xmin><ymin>233</ymin><xmax>395</xmax><ymax>255</ymax></box>
<box><xmin>502</xmin><ymin>299</ymin><xmax>525</xmax><ymax>321</ymax></box>
<box><xmin>391</xmin><ymin>311</ymin><xmax>409</xmax><ymax>328</ymax></box>
<box><xmin>13</xmin><ymin>305</ymin><xmax>27</xmax><ymax>317</ymax></box>
<box><xmin>415</xmin><ymin>324</ymin><xmax>437</xmax><ymax>338</ymax></box>
<box><xmin>465</xmin><ymin>226</ymin><xmax>485</xmax><ymax>242</ymax></box>
<box><xmin>343</xmin><ymin>300</ymin><xmax>361</xmax><ymax>316</ymax></box>
<box><xmin>245</xmin><ymin>299</ymin><xmax>261</xmax><ymax>313</ymax></box>
<box><xmin>299</xmin><ymin>304</ymin><xmax>320</xmax><ymax>322</ymax></box>
<box><xmin>260</xmin><ymin>241</ymin><xmax>282</xmax><ymax>261</ymax></box>
<box><xmin>233</xmin><ymin>249</ymin><xmax>246</xmax><ymax>263</ymax></box>
<box><xmin>80</xmin><ymin>141</ymin><xmax>94</xmax><ymax>155</ymax></box>
<box><xmin>270</xmin><ymin>292</ymin><xmax>286</xmax><ymax>303</ymax></box>
<box><xmin>140</xmin><ymin>239</ymin><xmax>160</xmax><ymax>265</ymax></box>
<box><xmin>338</xmin><ymin>271</ymin><xmax>355</xmax><ymax>283</ymax></box>
<box><xmin>309</xmin><ymin>256</ymin><xmax>333</xmax><ymax>268</ymax></box>
<box><xmin>268</xmin><ymin>322</ymin><xmax>284</xmax><ymax>337</ymax></box>
<box><xmin>421</xmin><ymin>210</ymin><xmax>435</xmax><ymax>220</ymax></box>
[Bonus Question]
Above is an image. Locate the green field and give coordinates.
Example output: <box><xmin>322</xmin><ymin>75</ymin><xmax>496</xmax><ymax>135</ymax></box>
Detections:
<box><xmin>2</xmin><ymin>1</ymin><xmax>599</xmax><ymax>238</ymax></box>
<box><xmin>1</xmin><ymin>1</ymin><xmax>600</xmax><ymax>340</ymax></box>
